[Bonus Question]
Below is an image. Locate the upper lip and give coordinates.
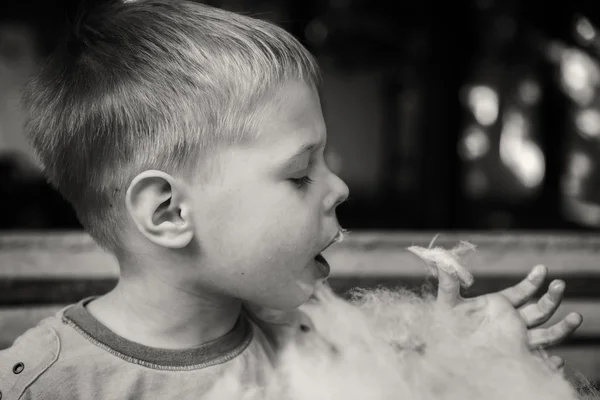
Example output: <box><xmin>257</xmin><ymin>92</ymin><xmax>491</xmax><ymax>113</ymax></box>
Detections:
<box><xmin>320</xmin><ymin>231</ymin><xmax>340</xmax><ymax>253</ymax></box>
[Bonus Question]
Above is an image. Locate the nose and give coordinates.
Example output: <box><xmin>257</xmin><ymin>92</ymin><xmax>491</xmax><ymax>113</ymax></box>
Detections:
<box><xmin>325</xmin><ymin>172</ymin><xmax>349</xmax><ymax>211</ymax></box>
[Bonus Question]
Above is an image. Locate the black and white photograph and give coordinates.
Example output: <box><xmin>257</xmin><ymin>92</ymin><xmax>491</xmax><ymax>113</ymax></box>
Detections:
<box><xmin>0</xmin><ymin>0</ymin><xmax>598</xmax><ymax>398</ymax></box>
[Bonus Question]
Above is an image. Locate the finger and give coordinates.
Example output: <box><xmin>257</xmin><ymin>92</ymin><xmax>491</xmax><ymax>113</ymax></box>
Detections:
<box><xmin>519</xmin><ymin>280</ymin><xmax>565</xmax><ymax>327</ymax></box>
<box><xmin>499</xmin><ymin>265</ymin><xmax>547</xmax><ymax>307</ymax></box>
<box><xmin>528</xmin><ymin>312</ymin><xmax>583</xmax><ymax>348</ymax></box>
<box><xmin>548</xmin><ymin>355</ymin><xmax>565</xmax><ymax>372</ymax></box>
<box><xmin>436</xmin><ymin>265</ymin><xmax>462</xmax><ymax>308</ymax></box>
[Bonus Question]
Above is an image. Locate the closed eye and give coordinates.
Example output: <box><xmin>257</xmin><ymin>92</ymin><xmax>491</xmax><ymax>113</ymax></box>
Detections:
<box><xmin>290</xmin><ymin>176</ymin><xmax>314</xmax><ymax>188</ymax></box>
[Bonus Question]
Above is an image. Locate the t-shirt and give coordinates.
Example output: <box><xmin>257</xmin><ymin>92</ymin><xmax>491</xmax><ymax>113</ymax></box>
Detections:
<box><xmin>0</xmin><ymin>297</ymin><xmax>278</xmax><ymax>399</ymax></box>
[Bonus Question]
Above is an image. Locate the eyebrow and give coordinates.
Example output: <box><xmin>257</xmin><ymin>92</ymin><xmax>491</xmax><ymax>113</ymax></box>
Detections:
<box><xmin>281</xmin><ymin>141</ymin><xmax>325</xmax><ymax>167</ymax></box>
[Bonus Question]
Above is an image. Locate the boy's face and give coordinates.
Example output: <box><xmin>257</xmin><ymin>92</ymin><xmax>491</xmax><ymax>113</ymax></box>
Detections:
<box><xmin>190</xmin><ymin>81</ymin><xmax>349</xmax><ymax>310</ymax></box>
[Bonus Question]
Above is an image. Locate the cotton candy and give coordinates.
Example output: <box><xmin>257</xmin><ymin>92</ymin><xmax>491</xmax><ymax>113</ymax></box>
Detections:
<box><xmin>205</xmin><ymin>241</ymin><xmax>599</xmax><ymax>400</ymax></box>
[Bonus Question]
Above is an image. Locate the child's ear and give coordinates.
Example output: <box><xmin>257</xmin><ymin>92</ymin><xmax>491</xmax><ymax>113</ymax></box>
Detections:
<box><xmin>125</xmin><ymin>170</ymin><xmax>194</xmax><ymax>248</ymax></box>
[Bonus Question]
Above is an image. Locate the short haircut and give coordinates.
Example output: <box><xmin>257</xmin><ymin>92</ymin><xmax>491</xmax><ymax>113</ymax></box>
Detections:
<box><xmin>22</xmin><ymin>0</ymin><xmax>320</xmax><ymax>251</ymax></box>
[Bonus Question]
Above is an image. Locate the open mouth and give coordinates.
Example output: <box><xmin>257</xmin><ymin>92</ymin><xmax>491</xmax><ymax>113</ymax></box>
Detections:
<box><xmin>313</xmin><ymin>237</ymin><xmax>336</xmax><ymax>264</ymax></box>
<box><xmin>314</xmin><ymin>253</ymin><xmax>331</xmax><ymax>278</ymax></box>
<box><xmin>312</xmin><ymin>229</ymin><xmax>349</xmax><ymax>275</ymax></box>
<box><xmin>314</xmin><ymin>253</ymin><xmax>328</xmax><ymax>264</ymax></box>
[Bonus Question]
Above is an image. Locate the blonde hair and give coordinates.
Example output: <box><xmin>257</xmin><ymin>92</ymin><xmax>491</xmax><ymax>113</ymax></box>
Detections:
<box><xmin>22</xmin><ymin>0</ymin><xmax>320</xmax><ymax>251</ymax></box>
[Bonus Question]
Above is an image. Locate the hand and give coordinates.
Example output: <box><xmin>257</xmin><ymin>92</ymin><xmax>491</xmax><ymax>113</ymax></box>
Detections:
<box><xmin>494</xmin><ymin>264</ymin><xmax>583</xmax><ymax>370</ymax></box>
<box><xmin>435</xmin><ymin>265</ymin><xmax>531</xmax><ymax>353</ymax></box>
<box><xmin>437</xmin><ymin>264</ymin><xmax>583</xmax><ymax>371</ymax></box>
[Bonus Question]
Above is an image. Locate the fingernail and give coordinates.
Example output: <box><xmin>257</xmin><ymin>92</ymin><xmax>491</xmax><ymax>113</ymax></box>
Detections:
<box><xmin>551</xmin><ymin>280</ymin><xmax>565</xmax><ymax>291</ymax></box>
<box><xmin>567</xmin><ymin>312</ymin><xmax>583</xmax><ymax>325</ymax></box>
<box><xmin>528</xmin><ymin>264</ymin><xmax>546</xmax><ymax>278</ymax></box>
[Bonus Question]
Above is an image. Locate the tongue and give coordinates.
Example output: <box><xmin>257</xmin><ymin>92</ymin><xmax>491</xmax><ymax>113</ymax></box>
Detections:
<box><xmin>313</xmin><ymin>253</ymin><xmax>330</xmax><ymax>278</ymax></box>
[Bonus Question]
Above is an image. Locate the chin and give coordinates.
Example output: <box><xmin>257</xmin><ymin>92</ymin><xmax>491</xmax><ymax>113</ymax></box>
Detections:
<box><xmin>243</xmin><ymin>286</ymin><xmax>312</xmax><ymax>319</ymax></box>
<box><xmin>280</xmin><ymin>285</ymin><xmax>315</xmax><ymax>310</ymax></box>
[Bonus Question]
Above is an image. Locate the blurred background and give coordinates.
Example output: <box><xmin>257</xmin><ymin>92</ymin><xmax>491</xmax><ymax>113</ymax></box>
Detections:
<box><xmin>1</xmin><ymin>0</ymin><xmax>600</xmax><ymax>233</ymax></box>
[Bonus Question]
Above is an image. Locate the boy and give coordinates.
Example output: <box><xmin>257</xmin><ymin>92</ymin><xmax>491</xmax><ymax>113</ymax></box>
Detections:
<box><xmin>0</xmin><ymin>1</ymin><xmax>581</xmax><ymax>398</ymax></box>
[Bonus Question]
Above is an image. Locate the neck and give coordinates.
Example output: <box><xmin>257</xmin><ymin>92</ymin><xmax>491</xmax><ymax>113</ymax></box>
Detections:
<box><xmin>87</xmin><ymin>257</ymin><xmax>242</xmax><ymax>349</ymax></box>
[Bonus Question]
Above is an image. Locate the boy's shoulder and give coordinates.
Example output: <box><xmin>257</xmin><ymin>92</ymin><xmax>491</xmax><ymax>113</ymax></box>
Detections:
<box><xmin>0</xmin><ymin>302</ymin><xmax>287</xmax><ymax>399</ymax></box>
<box><xmin>0</xmin><ymin>314</ymin><xmax>61</xmax><ymax>399</ymax></box>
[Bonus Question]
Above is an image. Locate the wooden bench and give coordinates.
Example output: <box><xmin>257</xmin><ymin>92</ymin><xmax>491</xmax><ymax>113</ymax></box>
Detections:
<box><xmin>0</xmin><ymin>231</ymin><xmax>599</xmax><ymax>385</ymax></box>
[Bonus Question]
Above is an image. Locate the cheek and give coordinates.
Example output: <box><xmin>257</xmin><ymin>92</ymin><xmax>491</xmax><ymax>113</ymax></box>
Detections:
<box><xmin>203</xmin><ymin>183</ymin><xmax>317</xmax><ymax>264</ymax></box>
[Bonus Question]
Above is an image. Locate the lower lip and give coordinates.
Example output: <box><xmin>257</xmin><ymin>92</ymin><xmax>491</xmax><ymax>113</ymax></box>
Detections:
<box><xmin>314</xmin><ymin>253</ymin><xmax>331</xmax><ymax>278</ymax></box>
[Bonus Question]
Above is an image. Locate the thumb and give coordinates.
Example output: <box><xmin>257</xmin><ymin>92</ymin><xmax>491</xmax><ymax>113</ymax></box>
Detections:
<box><xmin>436</xmin><ymin>264</ymin><xmax>462</xmax><ymax>308</ymax></box>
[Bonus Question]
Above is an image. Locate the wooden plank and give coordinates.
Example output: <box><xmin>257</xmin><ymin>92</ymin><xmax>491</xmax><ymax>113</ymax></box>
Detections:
<box><xmin>0</xmin><ymin>233</ymin><xmax>119</xmax><ymax>278</ymax></box>
<box><xmin>329</xmin><ymin>275</ymin><xmax>600</xmax><ymax>299</ymax></box>
<box><xmin>0</xmin><ymin>278</ymin><xmax>117</xmax><ymax>305</ymax></box>
<box><xmin>323</xmin><ymin>231</ymin><xmax>600</xmax><ymax>277</ymax></box>
<box><xmin>0</xmin><ymin>230</ymin><xmax>598</xmax><ymax>304</ymax></box>
<box><xmin>0</xmin><ymin>274</ymin><xmax>598</xmax><ymax>306</ymax></box>
<box><xmin>5</xmin><ymin>230</ymin><xmax>600</xmax><ymax>251</ymax></box>
<box><xmin>542</xmin><ymin>300</ymin><xmax>600</xmax><ymax>338</ymax></box>
<box><xmin>1</xmin><ymin>231</ymin><xmax>600</xmax><ymax>279</ymax></box>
